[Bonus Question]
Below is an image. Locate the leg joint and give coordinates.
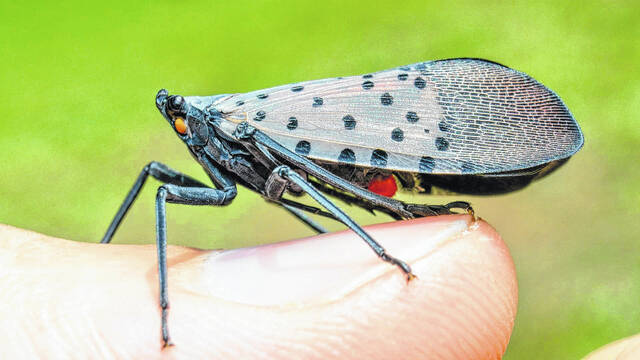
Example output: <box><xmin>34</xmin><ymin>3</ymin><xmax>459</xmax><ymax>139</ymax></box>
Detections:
<box><xmin>145</xmin><ymin>161</ymin><xmax>165</xmax><ymax>174</ymax></box>
<box><xmin>220</xmin><ymin>186</ymin><xmax>237</xmax><ymax>205</ymax></box>
<box><xmin>160</xmin><ymin>299</ymin><xmax>169</xmax><ymax>309</ymax></box>
<box><xmin>275</xmin><ymin>165</ymin><xmax>291</xmax><ymax>178</ymax></box>
<box><xmin>264</xmin><ymin>165</ymin><xmax>291</xmax><ymax>201</ymax></box>
<box><xmin>156</xmin><ymin>185</ymin><xmax>168</xmax><ymax>201</ymax></box>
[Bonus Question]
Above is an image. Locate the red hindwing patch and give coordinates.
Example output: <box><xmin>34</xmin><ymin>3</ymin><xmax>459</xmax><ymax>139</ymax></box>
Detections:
<box><xmin>367</xmin><ymin>175</ymin><xmax>398</xmax><ymax>197</ymax></box>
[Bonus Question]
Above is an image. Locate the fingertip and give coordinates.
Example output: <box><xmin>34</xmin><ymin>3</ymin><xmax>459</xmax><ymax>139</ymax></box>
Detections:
<box><xmin>583</xmin><ymin>334</ymin><xmax>640</xmax><ymax>360</ymax></box>
<box><xmin>171</xmin><ymin>215</ymin><xmax>517</xmax><ymax>359</ymax></box>
<box><xmin>339</xmin><ymin>215</ymin><xmax>518</xmax><ymax>359</ymax></box>
<box><xmin>0</xmin><ymin>217</ymin><xmax>518</xmax><ymax>359</ymax></box>
<box><xmin>404</xmin><ymin>217</ymin><xmax>518</xmax><ymax>359</ymax></box>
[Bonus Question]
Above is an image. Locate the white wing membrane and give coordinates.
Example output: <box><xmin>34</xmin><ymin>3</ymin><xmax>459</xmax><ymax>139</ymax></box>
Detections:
<box><xmin>212</xmin><ymin>59</ymin><xmax>583</xmax><ymax>174</ymax></box>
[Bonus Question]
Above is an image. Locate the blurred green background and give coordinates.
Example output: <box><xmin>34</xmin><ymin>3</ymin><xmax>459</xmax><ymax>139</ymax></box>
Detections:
<box><xmin>1</xmin><ymin>0</ymin><xmax>638</xmax><ymax>358</ymax></box>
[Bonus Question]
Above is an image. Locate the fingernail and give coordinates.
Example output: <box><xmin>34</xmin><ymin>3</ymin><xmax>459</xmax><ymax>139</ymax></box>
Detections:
<box><xmin>189</xmin><ymin>216</ymin><xmax>472</xmax><ymax>306</ymax></box>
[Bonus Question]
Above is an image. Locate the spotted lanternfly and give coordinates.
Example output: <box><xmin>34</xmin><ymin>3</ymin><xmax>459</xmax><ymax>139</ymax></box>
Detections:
<box><xmin>101</xmin><ymin>58</ymin><xmax>584</xmax><ymax>347</ymax></box>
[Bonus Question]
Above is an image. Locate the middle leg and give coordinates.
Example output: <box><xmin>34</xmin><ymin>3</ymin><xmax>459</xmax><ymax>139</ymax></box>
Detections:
<box><xmin>266</xmin><ymin>165</ymin><xmax>415</xmax><ymax>281</ymax></box>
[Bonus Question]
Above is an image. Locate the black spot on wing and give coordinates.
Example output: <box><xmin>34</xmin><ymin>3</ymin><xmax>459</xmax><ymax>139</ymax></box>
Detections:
<box><xmin>295</xmin><ymin>141</ymin><xmax>311</xmax><ymax>155</ymax></box>
<box><xmin>235</xmin><ymin>100</ymin><xmax>244</xmax><ymax>106</ymax></box>
<box><xmin>254</xmin><ymin>110</ymin><xmax>266</xmax><ymax>121</ymax></box>
<box><xmin>291</xmin><ymin>85</ymin><xmax>304</xmax><ymax>92</ymax></box>
<box><xmin>313</xmin><ymin>97</ymin><xmax>323</xmax><ymax>107</ymax></box>
<box><xmin>406</xmin><ymin>111</ymin><xmax>419</xmax><ymax>123</ymax></box>
<box><xmin>391</xmin><ymin>128</ymin><xmax>404</xmax><ymax>142</ymax></box>
<box><xmin>419</xmin><ymin>156</ymin><xmax>435</xmax><ymax>172</ymax></box>
<box><xmin>363</xmin><ymin>74</ymin><xmax>373</xmax><ymax>79</ymax></box>
<box><xmin>343</xmin><ymin>115</ymin><xmax>356</xmax><ymax>130</ymax></box>
<box><xmin>370</xmin><ymin>149</ymin><xmax>388</xmax><ymax>167</ymax></box>
<box><xmin>338</xmin><ymin>148</ymin><xmax>356</xmax><ymax>163</ymax></box>
<box><xmin>381</xmin><ymin>93</ymin><xmax>393</xmax><ymax>106</ymax></box>
<box><xmin>435</xmin><ymin>137</ymin><xmax>449</xmax><ymax>151</ymax></box>
<box><xmin>362</xmin><ymin>81</ymin><xmax>374</xmax><ymax>90</ymax></box>
<box><xmin>414</xmin><ymin>77</ymin><xmax>426</xmax><ymax>89</ymax></box>
<box><xmin>397</xmin><ymin>73</ymin><xmax>408</xmax><ymax>81</ymax></box>
<box><xmin>287</xmin><ymin>117</ymin><xmax>298</xmax><ymax>130</ymax></box>
<box><xmin>257</xmin><ymin>93</ymin><xmax>269</xmax><ymax>99</ymax></box>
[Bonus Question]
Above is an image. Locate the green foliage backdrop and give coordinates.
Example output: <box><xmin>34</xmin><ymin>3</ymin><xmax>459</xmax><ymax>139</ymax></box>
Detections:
<box><xmin>1</xmin><ymin>1</ymin><xmax>638</xmax><ymax>358</ymax></box>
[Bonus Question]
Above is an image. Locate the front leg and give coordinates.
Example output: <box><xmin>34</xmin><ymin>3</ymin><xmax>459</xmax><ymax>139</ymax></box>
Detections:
<box><xmin>101</xmin><ymin>161</ymin><xmax>210</xmax><ymax>244</ymax></box>
<box><xmin>156</xmin><ymin>181</ymin><xmax>237</xmax><ymax>348</ymax></box>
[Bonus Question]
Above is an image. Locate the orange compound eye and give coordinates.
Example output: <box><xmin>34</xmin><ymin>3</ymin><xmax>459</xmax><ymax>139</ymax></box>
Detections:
<box><xmin>174</xmin><ymin>117</ymin><xmax>187</xmax><ymax>135</ymax></box>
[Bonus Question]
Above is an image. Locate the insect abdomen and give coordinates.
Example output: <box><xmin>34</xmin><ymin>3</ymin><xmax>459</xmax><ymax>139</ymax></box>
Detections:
<box><xmin>418</xmin><ymin>158</ymin><xmax>570</xmax><ymax>195</ymax></box>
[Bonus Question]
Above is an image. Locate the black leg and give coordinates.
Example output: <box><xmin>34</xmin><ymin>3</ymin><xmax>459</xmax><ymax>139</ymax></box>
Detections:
<box><xmin>276</xmin><ymin>198</ymin><xmax>338</xmax><ymax>221</ymax></box>
<box><xmin>155</xmin><ymin>182</ymin><xmax>237</xmax><ymax>348</ymax></box>
<box><xmin>280</xmin><ymin>203</ymin><xmax>328</xmax><ymax>234</ymax></box>
<box><xmin>308</xmin><ymin>179</ymin><xmax>404</xmax><ymax>220</ymax></box>
<box><xmin>405</xmin><ymin>201</ymin><xmax>475</xmax><ymax>218</ymax></box>
<box><xmin>311</xmin><ymin>178</ymin><xmax>474</xmax><ymax>218</ymax></box>
<box><xmin>101</xmin><ymin>161</ymin><xmax>209</xmax><ymax>244</ymax></box>
<box><xmin>270</xmin><ymin>165</ymin><xmax>415</xmax><ymax>281</ymax></box>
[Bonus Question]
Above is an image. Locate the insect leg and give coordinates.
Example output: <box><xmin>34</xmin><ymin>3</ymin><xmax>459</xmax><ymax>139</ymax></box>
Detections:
<box><xmin>155</xmin><ymin>180</ymin><xmax>237</xmax><ymax>348</ymax></box>
<box><xmin>405</xmin><ymin>201</ymin><xmax>475</xmax><ymax>218</ymax></box>
<box><xmin>309</xmin><ymin>178</ymin><xmax>474</xmax><ymax>219</ymax></box>
<box><xmin>269</xmin><ymin>165</ymin><xmax>415</xmax><ymax>281</ymax></box>
<box><xmin>308</xmin><ymin>179</ymin><xmax>404</xmax><ymax>220</ymax></box>
<box><xmin>280</xmin><ymin>204</ymin><xmax>328</xmax><ymax>234</ymax></box>
<box><xmin>235</xmin><ymin>137</ymin><xmax>331</xmax><ymax>233</ymax></box>
<box><xmin>276</xmin><ymin>198</ymin><xmax>338</xmax><ymax>220</ymax></box>
<box><xmin>101</xmin><ymin>161</ymin><xmax>209</xmax><ymax>244</ymax></box>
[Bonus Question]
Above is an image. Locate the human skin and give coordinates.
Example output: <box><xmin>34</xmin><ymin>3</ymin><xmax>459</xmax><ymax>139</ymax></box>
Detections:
<box><xmin>583</xmin><ymin>334</ymin><xmax>640</xmax><ymax>359</ymax></box>
<box><xmin>2</xmin><ymin>215</ymin><xmax>517</xmax><ymax>359</ymax></box>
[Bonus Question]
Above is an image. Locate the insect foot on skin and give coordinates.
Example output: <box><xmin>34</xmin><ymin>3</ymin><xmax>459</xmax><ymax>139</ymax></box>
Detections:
<box><xmin>100</xmin><ymin>58</ymin><xmax>583</xmax><ymax>347</ymax></box>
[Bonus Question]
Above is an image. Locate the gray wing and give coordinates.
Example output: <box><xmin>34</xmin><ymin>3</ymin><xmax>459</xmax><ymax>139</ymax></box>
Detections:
<box><xmin>213</xmin><ymin>58</ymin><xmax>583</xmax><ymax>174</ymax></box>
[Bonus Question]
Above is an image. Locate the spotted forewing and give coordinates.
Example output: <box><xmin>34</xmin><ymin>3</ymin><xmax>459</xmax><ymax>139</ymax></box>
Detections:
<box><xmin>212</xmin><ymin>59</ymin><xmax>583</xmax><ymax>175</ymax></box>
